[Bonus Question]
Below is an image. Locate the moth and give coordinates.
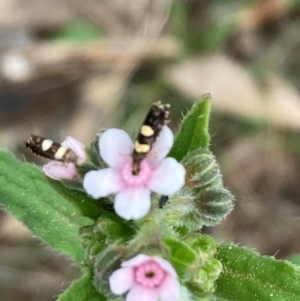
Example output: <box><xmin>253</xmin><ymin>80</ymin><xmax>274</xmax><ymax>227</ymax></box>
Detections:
<box><xmin>25</xmin><ymin>135</ymin><xmax>83</xmax><ymax>165</ymax></box>
<box><xmin>26</xmin><ymin>101</ymin><xmax>170</xmax><ymax>173</ymax></box>
<box><xmin>131</xmin><ymin>101</ymin><xmax>170</xmax><ymax>175</ymax></box>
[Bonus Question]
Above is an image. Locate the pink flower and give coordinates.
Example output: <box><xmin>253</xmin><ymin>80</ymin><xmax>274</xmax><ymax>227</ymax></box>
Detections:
<box><xmin>83</xmin><ymin>126</ymin><xmax>185</xmax><ymax>220</ymax></box>
<box><xmin>109</xmin><ymin>254</ymin><xmax>180</xmax><ymax>301</ymax></box>
<box><xmin>43</xmin><ymin>136</ymin><xmax>86</xmax><ymax>180</ymax></box>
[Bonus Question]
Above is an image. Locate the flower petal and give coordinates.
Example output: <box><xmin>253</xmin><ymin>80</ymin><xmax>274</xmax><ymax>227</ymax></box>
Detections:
<box><xmin>62</xmin><ymin>136</ymin><xmax>86</xmax><ymax>160</ymax></box>
<box><xmin>149</xmin><ymin>158</ymin><xmax>185</xmax><ymax>195</ymax></box>
<box><xmin>114</xmin><ymin>188</ymin><xmax>151</xmax><ymax>220</ymax></box>
<box><xmin>152</xmin><ymin>257</ymin><xmax>177</xmax><ymax>277</ymax></box>
<box><xmin>100</xmin><ymin>129</ymin><xmax>133</xmax><ymax>168</ymax></box>
<box><xmin>158</xmin><ymin>274</ymin><xmax>180</xmax><ymax>301</ymax></box>
<box><xmin>122</xmin><ymin>254</ymin><xmax>150</xmax><ymax>268</ymax></box>
<box><xmin>148</xmin><ymin>126</ymin><xmax>174</xmax><ymax>165</ymax></box>
<box><xmin>83</xmin><ymin>168</ymin><xmax>122</xmax><ymax>198</ymax></box>
<box><xmin>109</xmin><ymin>267</ymin><xmax>134</xmax><ymax>295</ymax></box>
<box><xmin>126</xmin><ymin>285</ymin><xmax>158</xmax><ymax>301</ymax></box>
<box><xmin>43</xmin><ymin>161</ymin><xmax>77</xmax><ymax>180</ymax></box>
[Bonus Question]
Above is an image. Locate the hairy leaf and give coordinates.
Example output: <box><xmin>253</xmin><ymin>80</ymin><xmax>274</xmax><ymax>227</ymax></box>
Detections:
<box><xmin>164</xmin><ymin>237</ymin><xmax>199</xmax><ymax>280</ymax></box>
<box><xmin>215</xmin><ymin>244</ymin><xmax>300</xmax><ymax>301</ymax></box>
<box><xmin>49</xmin><ymin>179</ymin><xmax>103</xmax><ymax>220</ymax></box>
<box><xmin>57</xmin><ymin>274</ymin><xmax>107</xmax><ymax>301</ymax></box>
<box><xmin>0</xmin><ymin>150</ymin><xmax>86</xmax><ymax>264</ymax></box>
<box><xmin>169</xmin><ymin>94</ymin><xmax>211</xmax><ymax>161</ymax></box>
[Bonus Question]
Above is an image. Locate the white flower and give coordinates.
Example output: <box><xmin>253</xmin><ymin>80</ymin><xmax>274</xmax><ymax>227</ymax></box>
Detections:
<box><xmin>109</xmin><ymin>254</ymin><xmax>180</xmax><ymax>301</ymax></box>
<box><xmin>83</xmin><ymin>126</ymin><xmax>185</xmax><ymax>220</ymax></box>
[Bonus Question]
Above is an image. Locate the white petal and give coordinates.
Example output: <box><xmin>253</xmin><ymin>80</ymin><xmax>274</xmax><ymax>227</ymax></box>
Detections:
<box><xmin>152</xmin><ymin>257</ymin><xmax>177</xmax><ymax>277</ymax></box>
<box><xmin>109</xmin><ymin>267</ymin><xmax>134</xmax><ymax>295</ymax></box>
<box><xmin>149</xmin><ymin>158</ymin><xmax>185</xmax><ymax>195</ymax></box>
<box><xmin>99</xmin><ymin>129</ymin><xmax>133</xmax><ymax>168</ymax></box>
<box><xmin>158</xmin><ymin>275</ymin><xmax>180</xmax><ymax>301</ymax></box>
<box><xmin>62</xmin><ymin>136</ymin><xmax>86</xmax><ymax>160</ymax></box>
<box><xmin>127</xmin><ymin>285</ymin><xmax>158</xmax><ymax>301</ymax></box>
<box><xmin>122</xmin><ymin>254</ymin><xmax>150</xmax><ymax>268</ymax></box>
<box><xmin>148</xmin><ymin>126</ymin><xmax>174</xmax><ymax>165</ymax></box>
<box><xmin>43</xmin><ymin>162</ymin><xmax>76</xmax><ymax>180</ymax></box>
<box><xmin>114</xmin><ymin>189</ymin><xmax>151</xmax><ymax>220</ymax></box>
<box><xmin>83</xmin><ymin>169</ymin><xmax>122</xmax><ymax>198</ymax></box>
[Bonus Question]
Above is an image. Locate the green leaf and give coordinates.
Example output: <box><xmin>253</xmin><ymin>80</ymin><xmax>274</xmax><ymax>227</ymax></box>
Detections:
<box><xmin>169</xmin><ymin>95</ymin><xmax>211</xmax><ymax>161</ymax></box>
<box><xmin>57</xmin><ymin>274</ymin><xmax>107</xmax><ymax>301</ymax></box>
<box><xmin>215</xmin><ymin>244</ymin><xmax>300</xmax><ymax>301</ymax></box>
<box><xmin>0</xmin><ymin>150</ymin><xmax>86</xmax><ymax>264</ymax></box>
<box><xmin>48</xmin><ymin>179</ymin><xmax>103</xmax><ymax>220</ymax></box>
<box><xmin>164</xmin><ymin>237</ymin><xmax>199</xmax><ymax>280</ymax></box>
<box><xmin>95</xmin><ymin>213</ymin><xmax>136</xmax><ymax>242</ymax></box>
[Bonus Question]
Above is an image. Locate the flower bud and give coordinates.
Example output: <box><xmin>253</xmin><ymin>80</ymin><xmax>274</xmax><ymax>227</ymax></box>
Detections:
<box><xmin>183</xmin><ymin>148</ymin><xmax>222</xmax><ymax>188</ymax></box>
<box><xmin>186</xmin><ymin>257</ymin><xmax>223</xmax><ymax>297</ymax></box>
<box><xmin>93</xmin><ymin>245</ymin><xmax>127</xmax><ymax>297</ymax></box>
<box><xmin>183</xmin><ymin>233</ymin><xmax>217</xmax><ymax>265</ymax></box>
<box><xmin>163</xmin><ymin>237</ymin><xmax>200</xmax><ymax>280</ymax></box>
<box><xmin>94</xmin><ymin>214</ymin><xmax>135</xmax><ymax>243</ymax></box>
<box><xmin>79</xmin><ymin>225</ymin><xmax>106</xmax><ymax>266</ymax></box>
<box><xmin>42</xmin><ymin>136</ymin><xmax>87</xmax><ymax>180</ymax></box>
<box><xmin>85</xmin><ymin>131</ymin><xmax>108</xmax><ymax>168</ymax></box>
<box><xmin>79</xmin><ymin>214</ymin><xmax>135</xmax><ymax>267</ymax></box>
<box><xmin>168</xmin><ymin>148</ymin><xmax>234</xmax><ymax>229</ymax></box>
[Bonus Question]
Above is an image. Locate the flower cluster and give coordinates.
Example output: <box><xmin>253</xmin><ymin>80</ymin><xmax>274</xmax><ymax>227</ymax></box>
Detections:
<box><xmin>40</xmin><ymin>121</ymin><xmax>187</xmax><ymax>300</ymax></box>
<box><xmin>24</xmin><ymin>99</ymin><xmax>229</xmax><ymax>301</ymax></box>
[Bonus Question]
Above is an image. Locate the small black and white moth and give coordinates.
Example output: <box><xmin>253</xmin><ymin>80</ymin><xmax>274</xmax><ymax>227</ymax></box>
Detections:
<box><xmin>25</xmin><ymin>134</ymin><xmax>83</xmax><ymax>165</ymax></box>
<box><xmin>132</xmin><ymin>101</ymin><xmax>170</xmax><ymax>175</ymax></box>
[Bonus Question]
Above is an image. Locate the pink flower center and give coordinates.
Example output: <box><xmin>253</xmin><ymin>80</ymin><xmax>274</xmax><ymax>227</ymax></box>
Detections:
<box><xmin>120</xmin><ymin>159</ymin><xmax>153</xmax><ymax>189</ymax></box>
<box><xmin>134</xmin><ymin>260</ymin><xmax>166</xmax><ymax>288</ymax></box>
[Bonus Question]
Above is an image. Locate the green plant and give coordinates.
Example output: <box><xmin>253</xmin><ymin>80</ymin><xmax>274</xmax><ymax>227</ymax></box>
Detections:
<box><xmin>1</xmin><ymin>95</ymin><xmax>299</xmax><ymax>301</ymax></box>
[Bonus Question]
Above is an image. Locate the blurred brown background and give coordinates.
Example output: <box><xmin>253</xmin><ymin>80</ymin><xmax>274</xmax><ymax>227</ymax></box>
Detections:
<box><xmin>1</xmin><ymin>0</ymin><xmax>300</xmax><ymax>300</ymax></box>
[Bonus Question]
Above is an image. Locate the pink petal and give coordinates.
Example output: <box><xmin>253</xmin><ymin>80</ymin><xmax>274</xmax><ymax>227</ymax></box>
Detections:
<box><xmin>62</xmin><ymin>136</ymin><xmax>86</xmax><ymax>160</ymax></box>
<box><xmin>127</xmin><ymin>285</ymin><xmax>158</xmax><ymax>301</ymax></box>
<box><xmin>148</xmin><ymin>126</ymin><xmax>174</xmax><ymax>165</ymax></box>
<box><xmin>43</xmin><ymin>161</ymin><xmax>77</xmax><ymax>180</ymax></box>
<box><xmin>109</xmin><ymin>267</ymin><xmax>134</xmax><ymax>295</ymax></box>
<box><xmin>149</xmin><ymin>158</ymin><xmax>185</xmax><ymax>195</ymax></box>
<box><xmin>83</xmin><ymin>168</ymin><xmax>122</xmax><ymax>198</ymax></box>
<box><xmin>158</xmin><ymin>274</ymin><xmax>180</xmax><ymax>301</ymax></box>
<box><xmin>152</xmin><ymin>257</ymin><xmax>177</xmax><ymax>277</ymax></box>
<box><xmin>114</xmin><ymin>188</ymin><xmax>151</xmax><ymax>220</ymax></box>
<box><xmin>99</xmin><ymin>129</ymin><xmax>133</xmax><ymax>168</ymax></box>
<box><xmin>122</xmin><ymin>254</ymin><xmax>150</xmax><ymax>268</ymax></box>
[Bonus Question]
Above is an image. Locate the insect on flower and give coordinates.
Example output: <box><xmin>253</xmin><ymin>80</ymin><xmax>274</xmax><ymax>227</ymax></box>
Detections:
<box><xmin>26</xmin><ymin>135</ymin><xmax>81</xmax><ymax>164</ymax></box>
<box><xmin>132</xmin><ymin>101</ymin><xmax>170</xmax><ymax>175</ymax></box>
<box><xmin>83</xmin><ymin>101</ymin><xmax>186</xmax><ymax>220</ymax></box>
<box><xmin>25</xmin><ymin>135</ymin><xmax>86</xmax><ymax>180</ymax></box>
